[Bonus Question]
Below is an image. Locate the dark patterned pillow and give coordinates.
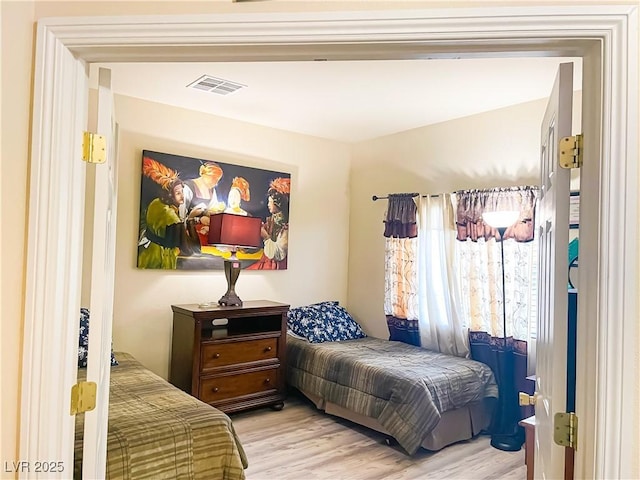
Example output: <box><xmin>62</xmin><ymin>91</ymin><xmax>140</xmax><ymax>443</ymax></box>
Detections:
<box><xmin>287</xmin><ymin>304</ymin><xmax>322</xmax><ymax>339</ymax></box>
<box><xmin>287</xmin><ymin>301</ymin><xmax>338</xmax><ymax>326</ymax></box>
<box><xmin>287</xmin><ymin>302</ymin><xmax>366</xmax><ymax>343</ymax></box>
<box><xmin>311</xmin><ymin>301</ymin><xmax>339</xmax><ymax>306</ymax></box>
<box><xmin>78</xmin><ymin>307</ymin><xmax>118</xmax><ymax>368</ymax></box>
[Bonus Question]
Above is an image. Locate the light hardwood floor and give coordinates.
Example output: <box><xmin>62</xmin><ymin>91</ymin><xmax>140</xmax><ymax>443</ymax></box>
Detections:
<box><xmin>230</xmin><ymin>392</ymin><xmax>526</xmax><ymax>480</ymax></box>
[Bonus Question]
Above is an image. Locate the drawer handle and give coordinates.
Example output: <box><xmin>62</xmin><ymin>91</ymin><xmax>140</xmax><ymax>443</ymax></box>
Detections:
<box><xmin>212</xmin><ymin>387</ymin><xmax>219</xmax><ymax>393</ymax></box>
<box><xmin>212</xmin><ymin>353</ymin><xmax>220</xmax><ymax>359</ymax></box>
<box><xmin>264</xmin><ymin>378</ymin><xmax>271</xmax><ymax>384</ymax></box>
<box><xmin>264</xmin><ymin>346</ymin><xmax>272</xmax><ymax>352</ymax></box>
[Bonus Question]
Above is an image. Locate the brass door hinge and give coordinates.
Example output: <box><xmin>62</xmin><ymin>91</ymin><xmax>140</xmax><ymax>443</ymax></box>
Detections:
<box><xmin>559</xmin><ymin>134</ymin><xmax>583</xmax><ymax>169</ymax></box>
<box><xmin>554</xmin><ymin>412</ymin><xmax>578</xmax><ymax>450</ymax></box>
<box><xmin>70</xmin><ymin>381</ymin><xmax>97</xmax><ymax>415</ymax></box>
<box><xmin>82</xmin><ymin>131</ymin><xmax>106</xmax><ymax>164</ymax></box>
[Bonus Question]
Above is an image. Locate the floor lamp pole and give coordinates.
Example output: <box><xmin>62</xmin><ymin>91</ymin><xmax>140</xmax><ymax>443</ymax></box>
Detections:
<box><xmin>490</xmin><ymin>226</ymin><xmax>525</xmax><ymax>452</ymax></box>
<box><xmin>499</xmin><ymin>227</ymin><xmax>508</xmax><ymax>348</ymax></box>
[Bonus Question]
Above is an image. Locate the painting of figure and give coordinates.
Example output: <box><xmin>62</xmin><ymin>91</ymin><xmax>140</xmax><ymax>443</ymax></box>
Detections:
<box><xmin>137</xmin><ymin>150</ymin><xmax>291</xmax><ymax>270</ymax></box>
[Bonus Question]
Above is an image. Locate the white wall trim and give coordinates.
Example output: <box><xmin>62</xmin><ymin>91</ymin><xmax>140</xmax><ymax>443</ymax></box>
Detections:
<box><xmin>23</xmin><ymin>6</ymin><xmax>638</xmax><ymax>479</ymax></box>
<box><xmin>574</xmin><ymin>39</ymin><xmax>603</xmax><ymax>478</ymax></box>
<box><xmin>595</xmin><ymin>10</ymin><xmax>639</xmax><ymax>480</ymax></box>
<box><xmin>620</xmin><ymin>11</ymin><xmax>639</xmax><ymax>476</ymax></box>
<box><xmin>20</xmin><ymin>24</ymin><xmax>88</xmax><ymax>478</ymax></box>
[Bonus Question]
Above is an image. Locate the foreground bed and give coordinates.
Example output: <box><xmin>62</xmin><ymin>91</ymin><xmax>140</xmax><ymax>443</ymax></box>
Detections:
<box><xmin>74</xmin><ymin>352</ymin><xmax>248</xmax><ymax>480</ymax></box>
<box><xmin>287</xmin><ymin>336</ymin><xmax>498</xmax><ymax>455</ymax></box>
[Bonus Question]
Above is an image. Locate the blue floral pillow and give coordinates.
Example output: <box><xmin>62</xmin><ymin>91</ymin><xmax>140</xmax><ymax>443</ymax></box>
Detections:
<box><xmin>78</xmin><ymin>307</ymin><xmax>118</xmax><ymax>368</ymax></box>
<box><xmin>287</xmin><ymin>302</ymin><xmax>367</xmax><ymax>343</ymax></box>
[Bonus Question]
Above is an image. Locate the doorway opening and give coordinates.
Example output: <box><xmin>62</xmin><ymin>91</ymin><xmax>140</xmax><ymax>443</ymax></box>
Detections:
<box><xmin>21</xmin><ymin>8</ymin><xmax>638</xmax><ymax>480</ymax></box>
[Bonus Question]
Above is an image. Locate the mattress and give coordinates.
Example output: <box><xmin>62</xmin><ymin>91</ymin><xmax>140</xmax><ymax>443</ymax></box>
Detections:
<box><xmin>286</xmin><ymin>336</ymin><xmax>498</xmax><ymax>455</ymax></box>
<box><xmin>74</xmin><ymin>352</ymin><xmax>248</xmax><ymax>480</ymax></box>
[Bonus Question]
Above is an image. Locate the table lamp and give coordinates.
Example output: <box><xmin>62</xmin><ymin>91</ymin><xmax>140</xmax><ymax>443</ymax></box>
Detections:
<box><xmin>208</xmin><ymin>213</ymin><xmax>262</xmax><ymax>307</ymax></box>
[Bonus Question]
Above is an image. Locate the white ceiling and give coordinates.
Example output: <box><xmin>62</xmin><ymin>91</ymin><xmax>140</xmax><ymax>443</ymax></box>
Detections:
<box><xmin>97</xmin><ymin>57</ymin><xmax>582</xmax><ymax>143</ymax></box>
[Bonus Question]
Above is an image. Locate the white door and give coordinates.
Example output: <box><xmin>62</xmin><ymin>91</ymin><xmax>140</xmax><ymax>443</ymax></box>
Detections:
<box><xmin>82</xmin><ymin>67</ymin><xmax>119</xmax><ymax>479</ymax></box>
<box><xmin>535</xmin><ymin>62</ymin><xmax>573</xmax><ymax>479</ymax></box>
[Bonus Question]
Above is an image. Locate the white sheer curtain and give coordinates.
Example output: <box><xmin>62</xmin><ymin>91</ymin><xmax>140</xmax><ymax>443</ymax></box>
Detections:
<box><xmin>383</xmin><ymin>236</ymin><xmax>419</xmax><ymax>321</ymax></box>
<box><xmin>416</xmin><ymin>195</ymin><xmax>469</xmax><ymax>357</ymax></box>
<box><xmin>455</xmin><ymin>238</ymin><xmax>539</xmax><ymax>342</ymax></box>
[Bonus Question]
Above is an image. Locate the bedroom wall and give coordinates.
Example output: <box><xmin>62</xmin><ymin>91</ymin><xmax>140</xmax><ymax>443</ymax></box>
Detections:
<box><xmin>347</xmin><ymin>93</ymin><xmax>582</xmax><ymax>339</ymax></box>
<box><xmin>1</xmin><ymin>0</ymin><xmax>36</xmax><ymax>470</ymax></box>
<box><xmin>107</xmin><ymin>94</ymin><xmax>351</xmax><ymax>379</ymax></box>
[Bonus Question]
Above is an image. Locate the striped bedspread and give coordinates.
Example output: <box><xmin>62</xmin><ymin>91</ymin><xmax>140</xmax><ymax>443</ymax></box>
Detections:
<box><xmin>287</xmin><ymin>337</ymin><xmax>498</xmax><ymax>455</ymax></box>
<box><xmin>74</xmin><ymin>352</ymin><xmax>248</xmax><ymax>480</ymax></box>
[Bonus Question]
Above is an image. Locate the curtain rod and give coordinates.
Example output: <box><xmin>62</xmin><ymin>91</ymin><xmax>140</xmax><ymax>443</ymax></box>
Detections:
<box><xmin>371</xmin><ymin>193</ymin><xmax>443</xmax><ymax>201</ymax></box>
<box><xmin>454</xmin><ymin>185</ymin><xmax>539</xmax><ymax>194</ymax></box>
<box><xmin>373</xmin><ymin>185</ymin><xmax>540</xmax><ymax>201</ymax></box>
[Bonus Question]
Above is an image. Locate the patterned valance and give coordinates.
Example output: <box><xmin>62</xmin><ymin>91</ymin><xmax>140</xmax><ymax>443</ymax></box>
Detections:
<box><xmin>383</xmin><ymin>193</ymin><xmax>418</xmax><ymax>238</ymax></box>
<box><xmin>455</xmin><ymin>187</ymin><xmax>538</xmax><ymax>242</ymax></box>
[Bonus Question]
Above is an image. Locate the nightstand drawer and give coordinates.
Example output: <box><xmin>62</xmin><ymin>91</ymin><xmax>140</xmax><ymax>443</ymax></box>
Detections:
<box><xmin>201</xmin><ymin>337</ymin><xmax>278</xmax><ymax>371</ymax></box>
<box><xmin>200</xmin><ymin>369</ymin><xmax>278</xmax><ymax>403</ymax></box>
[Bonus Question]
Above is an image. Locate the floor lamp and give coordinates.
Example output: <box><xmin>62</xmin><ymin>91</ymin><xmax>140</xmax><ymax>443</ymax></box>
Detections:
<box><xmin>482</xmin><ymin>210</ymin><xmax>525</xmax><ymax>452</ymax></box>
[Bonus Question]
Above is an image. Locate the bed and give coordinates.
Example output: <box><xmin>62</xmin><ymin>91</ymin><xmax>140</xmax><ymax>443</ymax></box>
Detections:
<box><xmin>285</xmin><ymin>302</ymin><xmax>498</xmax><ymax>456</ymax></box>
<box><xmin>74</xmin><ymin>352</ymin><xmax>248</xmax><ymax>480</ymax></box>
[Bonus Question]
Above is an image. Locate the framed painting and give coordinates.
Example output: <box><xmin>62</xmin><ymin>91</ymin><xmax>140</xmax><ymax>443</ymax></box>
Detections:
<box><xmin>137</xmin><ymin>150</ymin><xmax>291</xmax><ymax>270</ymax></box>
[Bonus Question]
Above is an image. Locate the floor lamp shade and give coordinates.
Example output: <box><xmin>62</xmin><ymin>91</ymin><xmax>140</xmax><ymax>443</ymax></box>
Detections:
<box><xmin>482</xmin><ymin>210</ymin><xmax>520</xmax><ymax>229</ymax></box>
<box><xmin>207</xmin><ymin>213</ymin><xmax>263</xmax><ymax>307</ymax></box>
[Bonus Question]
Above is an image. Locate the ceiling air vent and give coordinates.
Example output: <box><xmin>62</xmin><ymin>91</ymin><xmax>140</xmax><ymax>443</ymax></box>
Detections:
<box><xmin>187</xmin><ymin>75</ymin><xmax>246</xmax><ymax>96</ymax></box>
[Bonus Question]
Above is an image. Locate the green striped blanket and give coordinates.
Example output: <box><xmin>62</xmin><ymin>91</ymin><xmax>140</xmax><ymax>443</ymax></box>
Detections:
<box><xmin>75</xmin><ymin>352</ymin><xmax>247</xmax><ymax>479</ymax></box>
<box><xmin>287</xmin><ymin>337</ymin><xmax>498</xmax><ymax>455</ymax></box>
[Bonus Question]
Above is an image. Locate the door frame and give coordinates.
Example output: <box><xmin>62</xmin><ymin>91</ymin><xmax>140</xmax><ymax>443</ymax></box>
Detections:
<box><xmin>22</xmin><ymin>6</ymin><xmax>638</xmax><ymax>480</ymax></box>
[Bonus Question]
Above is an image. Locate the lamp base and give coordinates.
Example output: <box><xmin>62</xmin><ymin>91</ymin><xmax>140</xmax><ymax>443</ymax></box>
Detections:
<box><xmin>490</xmin><ymin>432</ymin><xmax>524</xmax><ymax>451</ymax></box>
<box><xmin>218</xmin><ymin>292</ymin><xmax>243</xmax><ymax>307</ymax></box>
<box><xmin>218</xmin><ymin>257</ymin><xmax>243</xmax><ymax>307</ymax></box>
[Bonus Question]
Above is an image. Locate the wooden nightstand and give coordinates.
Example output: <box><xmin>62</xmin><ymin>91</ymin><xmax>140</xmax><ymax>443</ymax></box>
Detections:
<box><xmin>519</xmin><ymin>415</ymin><xmax>535</xmax><ymax>480</ymax></box>
<box><xmin>170</xmin><ymin>300</ymin><xmax>289</xmax><ymax>413</ymax></box>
